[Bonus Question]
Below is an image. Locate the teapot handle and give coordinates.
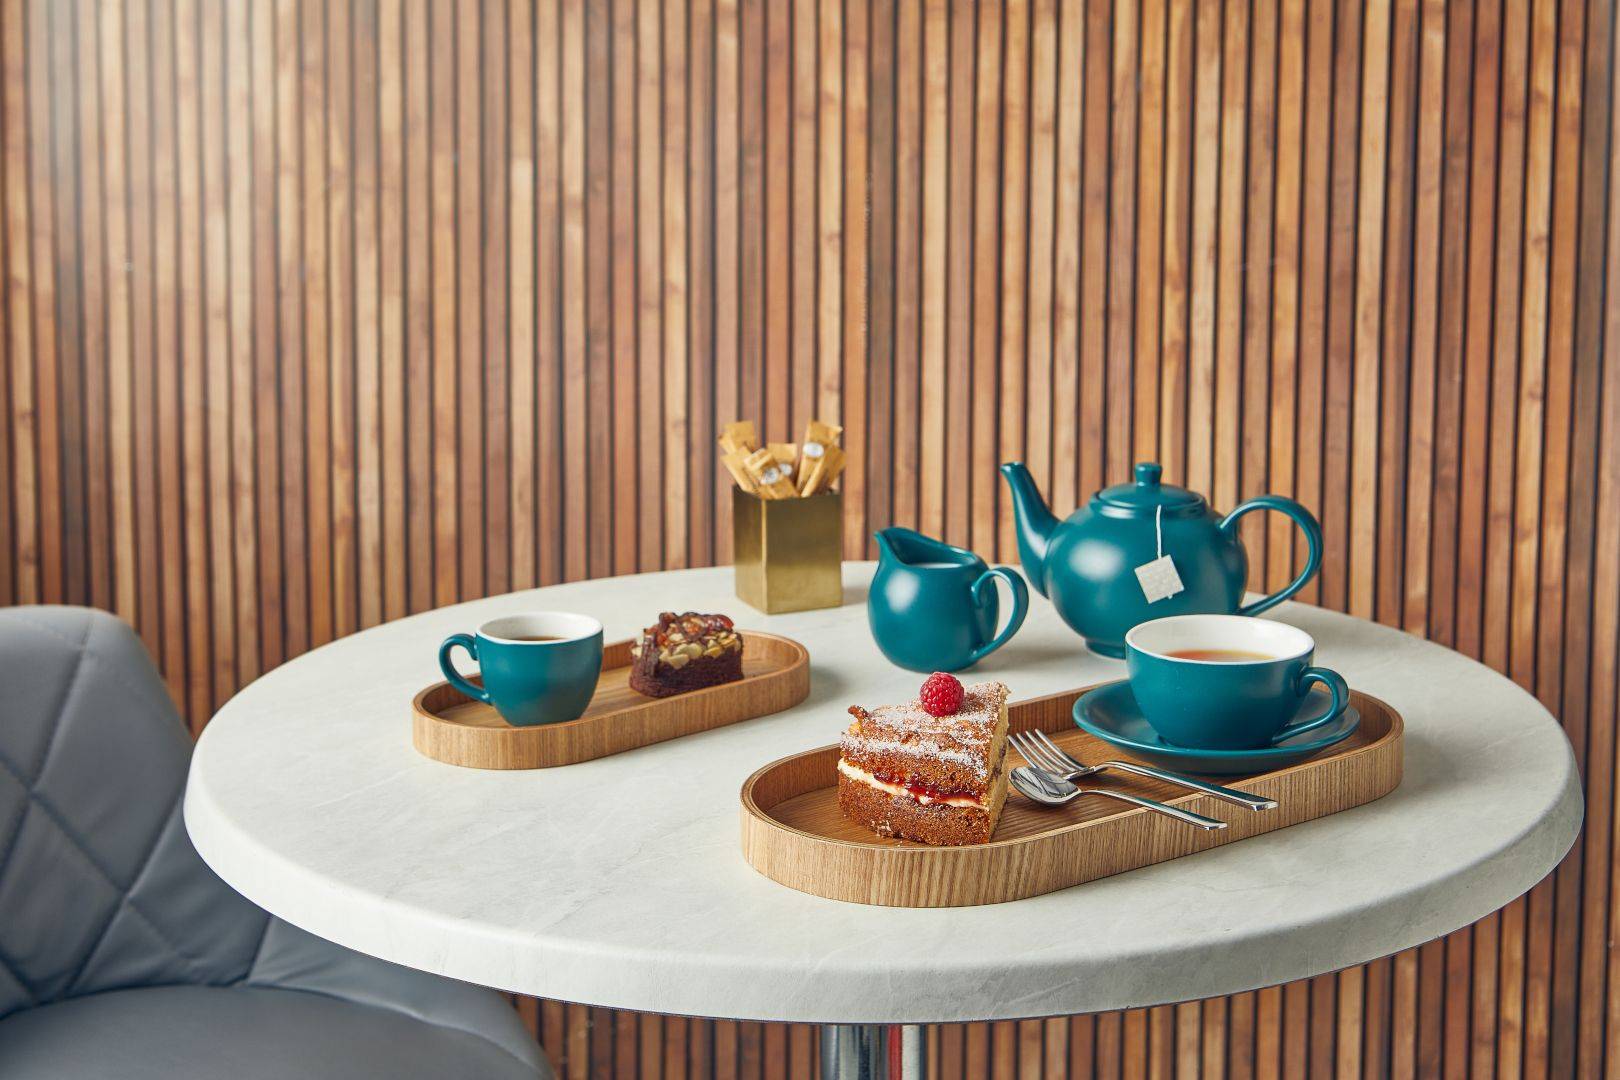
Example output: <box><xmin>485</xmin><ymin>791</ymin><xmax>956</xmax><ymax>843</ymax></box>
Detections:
<box><xmin>1218</xmin><ymin>495</ymin><xmax>1323</xmax><ymax>617</ymax></box>
<box><xmin>968</xmin><ymin>567</ymin><xmax>1030</xmax><ymax>664</ymax></box>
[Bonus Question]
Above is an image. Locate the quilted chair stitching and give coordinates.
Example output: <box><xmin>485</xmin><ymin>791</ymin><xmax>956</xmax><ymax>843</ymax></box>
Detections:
<box><xmin>0</xmin><ymin>613</ymin><xmax>91</xmax><ymax>860</ymax></box>
<box><xmin>235</xmin><ymin>915</ymin><xmax>275</xmax><ymax>987</ymax></box>
<box><xmin>9</xmin><ymin>611</ymin><xmax>180</xmax><ymax>728</ymax></box>
<box><xmin>53</xmin><ymin>778</ymin><xmax>222</xmax><ymax>994</ymax></box>
<box><xmin>0</xmin><ymin>617</ymin><xmax>92</xmax><ymax>1009</ymax></box>
<box><xmin>0</xmin><ymin>710</ymin><xmax>220</xmax><ymax>994</ymax></box>
<box><xmin>0</xmin><ymin>614</ymin><xmax>223</xmax><ymax>989</ymax></box>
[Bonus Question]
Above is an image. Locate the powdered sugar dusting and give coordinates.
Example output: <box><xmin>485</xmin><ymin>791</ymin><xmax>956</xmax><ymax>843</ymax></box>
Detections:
<box><xmin>841</xmin><ymin>680</ymin><xmax>1009</xmax><ymax>781</ymax></box>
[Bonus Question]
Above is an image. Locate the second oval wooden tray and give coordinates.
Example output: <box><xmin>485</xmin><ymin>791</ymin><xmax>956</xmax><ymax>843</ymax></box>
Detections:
<box><xmin>414</xmin><ymin>631</ymin><xmax>809</xmax><ymax>769</ymax></box>
<box><xmin>740</xmin><ymin>686</ymin><xmax>1402</xmax><ymax>907</ymax></box>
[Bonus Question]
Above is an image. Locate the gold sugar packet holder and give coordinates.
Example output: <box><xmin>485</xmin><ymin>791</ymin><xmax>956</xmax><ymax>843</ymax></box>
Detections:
<box><xmin>718</xmin><ymin>419</ymin><xmax>846</xmax><ymax>499</ymax></box>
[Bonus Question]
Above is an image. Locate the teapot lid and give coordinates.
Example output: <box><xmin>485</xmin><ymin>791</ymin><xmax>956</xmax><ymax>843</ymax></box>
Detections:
<box><xmin>1095</xmin><ymin>463</ymin><xmax>1205</xmax><ymax>513</ymax></box>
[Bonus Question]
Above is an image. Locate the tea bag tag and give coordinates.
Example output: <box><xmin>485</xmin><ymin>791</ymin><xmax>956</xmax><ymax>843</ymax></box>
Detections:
<box><xmin>1135</xmin><ymin>505</ymin><xmax>1185</xmax><ymax>603</ymax></box>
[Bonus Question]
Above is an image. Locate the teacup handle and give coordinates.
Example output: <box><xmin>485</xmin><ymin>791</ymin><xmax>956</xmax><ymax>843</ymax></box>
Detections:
<box><xmin>438</xmin><ymin>633</ymin><xmax>492</xmax><ymax>705</ymax></box>
<box><xmin>1271</xmin><ymin>666</ymin><xmax>1349</xmax><ymax>744</ymax></box>
<box><xmin>968</xmin><ymin>567</ymin><xmax>1029</xmax><ymax>664</ymax></box>
<box><xmin>1219</xmin><ymin>495</ymin><xmax>1323</xmax><ymax>616</ymax></box>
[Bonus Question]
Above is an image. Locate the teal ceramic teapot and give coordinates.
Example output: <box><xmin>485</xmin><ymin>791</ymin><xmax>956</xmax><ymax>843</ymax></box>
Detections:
<box><xmin>999</xmin><ymin>461</ymin><xmax>1322</xmax><ymax>657</ymax></box>
<box><xmin>868</xmin><ymin>527</ymin><xmax>1028</xmax><ymax>672</ymax></box>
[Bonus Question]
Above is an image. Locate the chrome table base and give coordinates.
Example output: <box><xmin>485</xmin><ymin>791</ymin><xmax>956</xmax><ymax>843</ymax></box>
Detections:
<box><xmin>820</xmin><ymin>1024</ymin><xmax>926</xmax><ymax>1080</ymax></box>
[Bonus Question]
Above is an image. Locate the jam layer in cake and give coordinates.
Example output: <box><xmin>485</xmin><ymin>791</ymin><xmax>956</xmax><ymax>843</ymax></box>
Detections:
<box><xmin>628</xmin><ymin>612</ymin><xmax>744</xmax><ymax>698</ymax></box>
<box><xmin>837</xmin><ymin>679</ymin><xmax>1011</xmax><ymax>846</ymax></box>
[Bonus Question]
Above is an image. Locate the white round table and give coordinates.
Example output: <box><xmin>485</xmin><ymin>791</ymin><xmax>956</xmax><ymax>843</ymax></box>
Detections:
<box><xmin>186</xmin><ymin>565</ymin><xmax>1580</xmax><ymax>1074</ymax></box>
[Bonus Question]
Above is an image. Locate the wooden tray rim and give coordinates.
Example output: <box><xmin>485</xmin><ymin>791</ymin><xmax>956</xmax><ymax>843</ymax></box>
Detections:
<box><xmin>740</xmin><ymin>685</ymin><xmax>1403</xmax><ymax>854</ymax></box>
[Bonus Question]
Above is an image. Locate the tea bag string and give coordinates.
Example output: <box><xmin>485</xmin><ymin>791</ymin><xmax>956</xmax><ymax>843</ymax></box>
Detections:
<box><xmin>1155</xmin><ymin>504</ymin><xmax>1164</xmax><ymax>559</ymax></box>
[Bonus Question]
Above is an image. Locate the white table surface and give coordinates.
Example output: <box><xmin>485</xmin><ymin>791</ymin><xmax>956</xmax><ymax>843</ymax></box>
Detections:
<box><xmin>185</xmin><ymin>564</ymin><xmax>1582</xmax><ymax>1024</ymax></box>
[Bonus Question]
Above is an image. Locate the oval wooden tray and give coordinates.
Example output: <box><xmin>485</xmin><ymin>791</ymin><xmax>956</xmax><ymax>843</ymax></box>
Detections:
<box><xmin>740</xmin><ymin>686</ymin><xmax>1402</xmax><ymax>907</ymax></box>
<box><xmin>414</xmin><ymin>631</ymin><xmax>809</xmax><ymax>769</ymax></box>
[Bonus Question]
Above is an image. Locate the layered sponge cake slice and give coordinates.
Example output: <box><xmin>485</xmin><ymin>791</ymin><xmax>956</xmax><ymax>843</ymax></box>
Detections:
<box><xmin>836</xmin><ymin>678</ymin><xmax>1011</xmax><ymax>846</ymax></box>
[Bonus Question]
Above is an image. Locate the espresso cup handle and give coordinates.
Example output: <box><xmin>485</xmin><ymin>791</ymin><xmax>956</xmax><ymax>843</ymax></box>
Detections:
<box><xmin>968</xmin><ymin>567</ymin><xmax>1030</xmax><ymax>664</ymax></box>
<box><xmin>1271</xmin><ymin>666</ymin><xmax>1349</xmax><ymax>744</ymax></box>
<box><xmin>438</xmin><ymin>633</ymin><xmax>492</xmax><ymax>705</ymax></box>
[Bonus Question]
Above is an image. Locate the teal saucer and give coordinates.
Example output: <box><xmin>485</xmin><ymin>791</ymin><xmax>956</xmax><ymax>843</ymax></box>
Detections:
<box><xmin>1073</xmin><ymin>680</ymin><xmax>1361</xmax><ymax>776</ymax></box>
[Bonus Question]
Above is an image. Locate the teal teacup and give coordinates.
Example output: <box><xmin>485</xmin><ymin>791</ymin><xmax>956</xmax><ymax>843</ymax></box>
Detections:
<box><xmin>1124</xmin><ymin>614</ymin><xmax>1348</xmax><ymax>751</ymax></box>
<box><xmin>438</xmin><ymin>612</ymin><xmax>604</xmax><ymax>727</ymax></box>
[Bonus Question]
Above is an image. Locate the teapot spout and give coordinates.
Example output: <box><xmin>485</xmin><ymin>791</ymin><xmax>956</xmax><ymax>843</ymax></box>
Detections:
<box><xmin>999</xmin><ymin>462</ymin><xmax>1058</xmax><ymax>598</ymax></box>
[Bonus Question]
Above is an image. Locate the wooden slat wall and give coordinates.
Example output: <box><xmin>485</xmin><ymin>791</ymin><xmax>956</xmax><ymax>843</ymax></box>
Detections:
<box><xmin>1</xmin><ymin>0</ymin><xmax>1616</xmax><ymax>1075</ymax></box>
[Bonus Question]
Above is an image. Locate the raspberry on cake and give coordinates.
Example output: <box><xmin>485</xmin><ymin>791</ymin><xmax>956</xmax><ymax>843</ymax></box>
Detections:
<box><xmin>837</xmin><ymin>676</ymin><xmax>1011</xmax><ymax>846</ymax></box>
<box><xmin>628</xmin><ymin>612</ymin><xmax>745</xmax><ymax>698</ymax></box>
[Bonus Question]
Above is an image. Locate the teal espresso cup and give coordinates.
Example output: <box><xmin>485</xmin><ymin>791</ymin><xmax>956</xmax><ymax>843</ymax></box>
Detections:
<box><xmin>438</xmin><ymin>612</ymin><xmax>604</xmax><ymax>727</ymax></box>
<box><xmin>1124</xmin><ymin>614</ymin><xmax>1348</xmax><ymax>751</ymax></box>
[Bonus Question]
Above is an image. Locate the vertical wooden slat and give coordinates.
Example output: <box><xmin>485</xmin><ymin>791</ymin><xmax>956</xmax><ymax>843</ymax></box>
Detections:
<box><xmin>354</xmin><ymin>0</ymin><xmax>382</xmax><ymax>631</ymax></box>
<box><xmin>378</xmin><ymin>0</ymin><xmax>406</xmax><ymax>623</ymax></box>
<box><xmin>1241</xmin><ymin>0</ymin><xmax>1277</xmax><ymax>587</ymax></box>
<box><xmin>689</xmin><ymin>0</ymin><xmax>716</xmax><ymax>567</ymax></box>
<box><xmin>714</xmin><ymin>0</ymin><xmax>740</xmax><ymax>562</ymax></box>
<box><xmin>270</xmin><ymin>0</ymin><xmax>305</xmax><ymax>661</ymax></box>
<box><xmin>1266</xmin><ymin>0</ymin><xmax>1302</xmax><ymax>599</ymax></box>
<box><xmin>1158</xmin><ymin>0</ymin><xmax>1191</xmax><ymax>484</ymax></box>
<box><xmin>302</xmin><ymin>0</ymin><xmax>330</xmax><ymax>642</ymax></box>
<box><xmin>2</xmin><ymin>0</ymin><xmax>35</xmax><ymax>608</ymax></box>
<box><xmin>996</xmin><ymin>0</ymin><xmax>1029</xmax><ymax>563</ymax></box>
<box><xmin>866</xmin><ymin>0</ymin><xmax>895</xmax><ymax>545</ymax></box>
<box><xmin>841</xmin><ymin>0</ymin><xmax>868</xmax><ymax>559</ymax></box>
<box><xmin>610</xmin><ymin>0</ymin><xmax>639</xmax><ymax>574</ymax></box>
<box><xmin>1050</xmin><ymin>0</ymin><xmax>1083</xmax><ymax>517</ymax></box>
<box><xmin>561</xmin><ymin>0</ymin><xmax>587</xmax><ymax>581</ymax></box>
<box><xmin>1184</xmin><ymin>0</ymin><xmax>1219</xmax><ymax>496</ymax></box>
<box><xmin>918</xmin><ymin>0</ymin><xmax>946</xmax><ymax>541</ymax></box>
<box><xmin>483</xmin><ymin>0</ymin><xmax>510</xmax><ymax>595</ymax></box>
<box><xmin>1211</xmin><ymin>0</ymin><xmax>1246</xmax><ymax>525</ymax></box>
<box><xmin>1023</xmin><ymin>0</ymin><xmax>1056</xmax><ymax>518</ymax></box>
<box><xmin>249</xmin><ymin>0</ymin><xmax>281</xmax><ymax>668</ymax></box>
<box><xmin>128</xmin><ymin>0</ymin><xmax>162</xmax><ymax>659</ymax></box>
<box><xmin>26</xmin><ymin>0</ymin><xmax>60</xmax><ymax>613</ymax></box>
<box><xmin>534</xmin><ymin>0</ymin><xmax>561</xmax><ymax>586</ymax></box>
<box><xmin>584</xmin><ymin>0</ymin><xmax>612</xmax><ymax>581</ymax></box>
<box><xmin>816</xmin><ymin>0</ymin><xmax>843</xmax><ymax>434</ymax></box>
<box><xmin>149</xmin><ymin>0</ymin><xmax>184</xmax><ymax>696</ymax></box>
<box><xmin>328</xmin><ymin>0</ymin><xmax>356</xmax><ymax>635</ymax></box>
<box><xmin>401</xmin><ymin>0</ymin><xmax>431</xmax><ymax>611</ymax></box>
<box><xmin>969</xmin><ymin>0</ymin><xmax>1000</xmax><ymax>560</ymax></box>
<box><xmin>1078</xmin><ymin>0</ymin><xmax>1107</xmax><ymax>501</ymax></box>
<box><xmin>891</xmin><ymin>0</ymin><xmax>921</xmax><ymax>532</ymax></box>
<box><xmin>224</xmin><ymin>0</ymin><xmax>260</xmax><ymax>679</ymax></box>
<box><xmin>663</xmin><ymin>0</ymin><xmax>689</xmax><ymax>570</ymax></box>
<box><xmin>640</xmin><ymin>0</ymin><xmax>667</xmax><ymax>570</ymax></box>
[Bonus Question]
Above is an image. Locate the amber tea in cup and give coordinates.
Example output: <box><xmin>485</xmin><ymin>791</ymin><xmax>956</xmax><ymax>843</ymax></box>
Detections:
<box><xmin>1165</xmin><ymin>648</ymin><xmax>1272</xmax><ymax>662</ymax></box>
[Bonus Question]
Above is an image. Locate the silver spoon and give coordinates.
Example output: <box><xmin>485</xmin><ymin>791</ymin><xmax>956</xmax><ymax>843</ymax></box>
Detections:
<box><xmin>1009</xmin><ymin>765</ymin><xmax>1228</xmax><ymax>831</ymax></box>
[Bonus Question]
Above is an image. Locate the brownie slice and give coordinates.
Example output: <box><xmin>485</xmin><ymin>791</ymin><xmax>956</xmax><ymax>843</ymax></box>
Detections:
<box><xmin>628</xmin><ymin>612</ymin><xmax>745</xmax><ymax>698</ymax></box>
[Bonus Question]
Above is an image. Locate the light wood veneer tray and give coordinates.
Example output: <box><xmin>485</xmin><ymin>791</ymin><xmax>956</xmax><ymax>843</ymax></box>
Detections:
<box><xmin>740</xmin><ymin>686</ymin><xmax>1402</xmax><ymax>907</ymax></box>
<box><xmin>413</xmin><ymin>632</ymin><xmax>809</xmax><ymax>769</ymax></box>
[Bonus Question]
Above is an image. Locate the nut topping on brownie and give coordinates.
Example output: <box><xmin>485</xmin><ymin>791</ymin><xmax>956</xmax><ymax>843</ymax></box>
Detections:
<box><xmin>628</xmin><ymin>612</ymin><xmax>745</xmax><ymax>698</ymax></box>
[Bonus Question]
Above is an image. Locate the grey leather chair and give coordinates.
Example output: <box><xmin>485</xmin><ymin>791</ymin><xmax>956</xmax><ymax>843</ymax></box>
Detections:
<box><xmin>0</xmin><ymin>606</ymin><xmax>553</xmax><ymax>1080</ymax></box>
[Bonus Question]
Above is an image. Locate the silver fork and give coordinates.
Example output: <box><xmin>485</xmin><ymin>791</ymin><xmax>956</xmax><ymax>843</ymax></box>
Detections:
<box><xmin>1014</xmin><ymin>728</ymin><xmax>1277</xmax><ymax>812</ymax></box>
<box><xmin>1008</xmin><ymin>765</ymin><xmax>1227</xmax><ymax>830</ymax></box>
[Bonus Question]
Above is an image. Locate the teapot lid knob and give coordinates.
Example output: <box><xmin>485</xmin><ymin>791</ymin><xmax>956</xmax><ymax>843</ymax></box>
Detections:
<box><xmin>1134</xmin><ymin>462</ymin><xmax>1162</xmax><ymax>488</ymax></box>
